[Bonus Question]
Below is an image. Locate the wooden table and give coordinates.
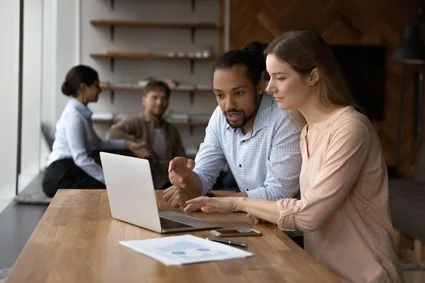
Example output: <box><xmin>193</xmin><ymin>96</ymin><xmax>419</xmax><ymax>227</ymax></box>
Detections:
<box><xmin>6</xmin><ymin>190</ymin><xmax>338</xmax><ymax>283</ymax></box>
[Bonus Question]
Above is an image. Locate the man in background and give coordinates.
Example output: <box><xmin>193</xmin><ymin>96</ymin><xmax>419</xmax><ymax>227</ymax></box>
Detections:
<box><xmin>107</xmin><ymin>80</ymin><xmax>185</xmax><ymax>189</ymax></box>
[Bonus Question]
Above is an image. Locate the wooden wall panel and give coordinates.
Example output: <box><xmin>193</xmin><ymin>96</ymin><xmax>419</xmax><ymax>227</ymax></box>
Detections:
<box><xmin>230</xmin><ymin>0</ymin><xmax>417</xmax><ymax>177</ymax></box>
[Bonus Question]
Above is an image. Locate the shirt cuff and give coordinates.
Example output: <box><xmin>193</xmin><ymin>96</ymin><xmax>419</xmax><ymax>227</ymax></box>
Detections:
<box><xmin>193</xmin><ymin>169</ymin><xmax>212</xmax><ymax>196</ymax></box>
<box><xmin>97</xmin><ymin>174</ymin><xmax>106</xmax><ymax>184</ymax></box>
<box><xmin>246</xmin><ymin>188</ymin><xmax>266</xmax><ymax>199</ymax></box>
<box><xmin>276</xmin><ymin>199</ymin><xmax>297</xmax><ymax>231</ymax></box>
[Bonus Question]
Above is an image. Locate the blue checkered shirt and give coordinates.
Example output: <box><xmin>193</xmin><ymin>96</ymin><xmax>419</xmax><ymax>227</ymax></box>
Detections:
<box><xmin>193</xmin><ymin>94</ymin><xmax>302</xmax><ymax>200</ymax></box>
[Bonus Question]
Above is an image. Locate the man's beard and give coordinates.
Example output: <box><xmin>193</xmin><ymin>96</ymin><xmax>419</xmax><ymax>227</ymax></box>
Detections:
<box><xmin>225</xmin><ymin>109</ymin><xmax>252</xmax><ymax>129</ymax></box>
<box><xmin>224</xmin><ymin>94</ymin><xmax>263</xmax><ymax>129</ymax></box>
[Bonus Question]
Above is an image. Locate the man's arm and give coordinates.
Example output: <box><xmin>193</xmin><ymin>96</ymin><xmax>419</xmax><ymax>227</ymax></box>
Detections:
<box><xmin>192</xmin><ymin>108</ymin><xmax>227</xmax><ymax>195</ymax></box>
<box><xmin>247</xmin><ymin>111</ymin><xmax>302</xmax><ymax>200</ymax></box>
<box><xmin>164</xmin><ymin>107</ymin><xmax>228</xmax><ymax>208</ymax></box>
<box><xmin>107</xmin><ymin>117</ymin><xmax>139</xmax><ymax>141</ymax></box>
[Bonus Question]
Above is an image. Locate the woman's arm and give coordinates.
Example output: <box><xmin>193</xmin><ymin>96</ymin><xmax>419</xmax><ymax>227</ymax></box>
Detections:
<box><xmin>236</xmin><ymin>197</ymin><xmax>281</xmax><ymax>224</ymax></box>
<box><xmin>274</xmin><ymin>121</ymin><xmax>371</xmax><ymax>232</ymax></box>
<box><xmin>185</xmin><ymin>196</ymin><xmax>279</xmax><ymax>222</ymax></box>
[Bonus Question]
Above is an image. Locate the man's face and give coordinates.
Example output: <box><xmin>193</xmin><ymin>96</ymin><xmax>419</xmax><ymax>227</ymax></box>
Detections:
<box><xmin>213</xmin><ymin>65</ymin><xmax>262</xmax><ymax>129</ymax></box>
<box><xmin>142</xmin><ymin>89</ymin><xmax>169</xmax><ymax>117</ymax></box>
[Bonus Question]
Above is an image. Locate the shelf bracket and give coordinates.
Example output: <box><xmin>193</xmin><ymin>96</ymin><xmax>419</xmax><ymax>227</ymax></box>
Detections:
<box><xmin>190</xmin><ymin>27</ymin><xmax>196</xmax><ymax>44</ymax></box>
<box><xmin>110</xmin><ymin>90</ymin><xmax>115</xmax><ymax>104</ymax></box>
<box><xmin>190</xmin><ymin>59</ymin><xmax>195</xmax><ymax>74</ymax></box>
<box><xmin>191</xmin><ymin>0</ymin><xmax>196</xmax><ymax>12</ymax></box>
<box><xmin>110</xmin><ymin>26</ymin><xmax>115</xmax><ymax>41</ymax></box>
<box><xmin>110</xmin><ymin>58</ymin><xmax>115</xmax><ymax>73</ymax></box>
<box><xmin>189</xmin><ymin>90</ymin><xmax>195</xmax><ymax>105</ymax></box>
<box><xmin>110</xmin><ymin>0</ymin><xmax>115</xmax><ymax>10</ymax></box>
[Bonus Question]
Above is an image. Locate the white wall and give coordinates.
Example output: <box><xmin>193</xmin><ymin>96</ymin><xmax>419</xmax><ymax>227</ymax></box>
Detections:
<box><xmin>39</xmin><ymin>0</ymin><xmax>81</xmax><ymax>168</ymax></box>
<box><xmin>41</xmin><ymin>0</ymin><xmax>81</xmax><ymax>129</ymax></box>
<box><xmin>0</xmin><ymin>0</ymin><xmax>21</xmax><ymax>198</ymax></box>
<box><xmin>41</xmin><ymin>0</ymin><xmax>57</xmax><ymax>129</ymax></box>
<box><xmin>55</xmin><ymin>0</ymin><xmax>81</xmax><ymax>122</ymax></box>
<box><xmin>19</xmin><ymin>0</ymin><xmax>44</xmax><ymax>191</ymax></box>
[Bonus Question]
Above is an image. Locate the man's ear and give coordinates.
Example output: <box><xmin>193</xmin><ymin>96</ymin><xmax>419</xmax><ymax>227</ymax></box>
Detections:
<box><xmin>256</xmin><ymin>79</ymin><xmax>267</xmax><ymax>95</ymax></box>
<box><xmin>308</xmin><ymin>68</ymin><xmax>320</xmax><ymax>86</ymax></box>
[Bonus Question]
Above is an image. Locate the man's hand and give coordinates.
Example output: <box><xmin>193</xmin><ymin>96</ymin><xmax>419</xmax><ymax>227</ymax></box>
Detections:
<box><xmin>163</xmin><ymin>185</ymin><xmax>198</xmax><ymax>209</ymax></box>
<box><xmin>168</xmin><ymin>157</ymin><xmax>195</xmax><ymax>188</ymax></box>
<box><xmin>126</xmin><ymin>141</ymin><xmax>151</xmax><ymax>158</ymax></box>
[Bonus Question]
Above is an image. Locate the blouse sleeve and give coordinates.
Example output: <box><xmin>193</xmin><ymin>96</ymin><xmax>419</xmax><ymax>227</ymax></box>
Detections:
<box><xmin>276</xmin><ymin>120</ymin><xmax>370</xmax><ymax>232</ymax></box>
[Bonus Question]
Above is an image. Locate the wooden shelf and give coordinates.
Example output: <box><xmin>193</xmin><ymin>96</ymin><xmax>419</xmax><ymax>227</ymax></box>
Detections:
<box><xmin>90</xmin><ymin>20</ymin><xmax>219</xmax><ymax>29</ymax></box>
<box><xmin>91</xmin><ymin>52</ymin><xmax>215</xmax><ymax>73</ymax></box>
<box><xmin>92</xmin><ymin>119</ymin><xmax>208</xmax><ymax>128</ymax></box>
<box><xmin>90</xmin><ymin>53</ymin><xmax>214</xmax><ymax>60</ymax></box>
<box><xmin>100</xmin><ymin>85</ymin><xmax>212</xmax><ymax>93</ymax></box>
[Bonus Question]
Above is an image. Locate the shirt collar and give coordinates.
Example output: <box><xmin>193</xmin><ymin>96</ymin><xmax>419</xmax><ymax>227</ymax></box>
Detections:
<box><xmin>68</xmin><ymin>97</ymin><xmax>92</xmax><ymax>119</ymax></box>
<box><xmin>225</xmin><ymin>94</ymin><xmax>273</xmax><ymax>135</ymax></box>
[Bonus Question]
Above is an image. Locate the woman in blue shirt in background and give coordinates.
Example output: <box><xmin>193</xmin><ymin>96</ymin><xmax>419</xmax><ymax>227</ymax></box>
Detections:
<box><xmin>43</xmin><ymin>65</ymin><xmax>149</xmax><ymax>197</ymax></box>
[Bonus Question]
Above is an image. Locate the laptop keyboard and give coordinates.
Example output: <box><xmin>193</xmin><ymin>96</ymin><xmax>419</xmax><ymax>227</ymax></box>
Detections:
<box><xmin>160</xmin><ymin>217</ymin><xmax>193</xmax><ymax>229</ymax></box>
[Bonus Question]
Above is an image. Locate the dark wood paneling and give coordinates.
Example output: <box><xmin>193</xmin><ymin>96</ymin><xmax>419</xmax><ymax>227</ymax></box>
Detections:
<box><xmin>230</xmin><ymin>0</ymin><xmax>417</xmax><ymax>177</ymax></box>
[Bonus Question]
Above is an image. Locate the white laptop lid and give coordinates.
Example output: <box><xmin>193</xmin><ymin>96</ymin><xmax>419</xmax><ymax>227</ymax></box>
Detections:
<box><xmin>100</xmin><ymin>152</ymin><xmax>162</xmax><ymax>233</ymax></box>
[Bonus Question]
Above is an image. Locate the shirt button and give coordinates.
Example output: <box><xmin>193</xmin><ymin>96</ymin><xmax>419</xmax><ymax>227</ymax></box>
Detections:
<box><xmin>239</xmin><ymin>164</ymin><xmax>242</xmax><ymax>168</ymax></box>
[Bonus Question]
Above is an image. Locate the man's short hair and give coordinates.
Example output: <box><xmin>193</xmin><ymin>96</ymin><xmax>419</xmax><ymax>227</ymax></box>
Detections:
<box><xmin>144</xmin><ymin>80</ymin><xmax>171</xmax><ymax>97</ymax></box>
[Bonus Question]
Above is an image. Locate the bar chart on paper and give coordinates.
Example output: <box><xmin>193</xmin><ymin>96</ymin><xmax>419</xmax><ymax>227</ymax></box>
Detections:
<box><xmin>120</xmin><ymin>234</ymin><xmax>253</xmax><ymax>265</ymax></box>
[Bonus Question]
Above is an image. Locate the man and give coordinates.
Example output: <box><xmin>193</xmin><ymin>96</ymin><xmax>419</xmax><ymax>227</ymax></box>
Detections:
<box><xmin>164</xmin><ymin>42</ymin><xmax>302</xmax><ymax>209</ymax></box>
<box><xmin>107</xmin><ymin>80</ymin><xmax>185</xmax><ymax>189</ymax></box>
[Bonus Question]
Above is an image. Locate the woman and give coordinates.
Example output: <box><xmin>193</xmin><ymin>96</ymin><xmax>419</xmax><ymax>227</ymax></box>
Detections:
<box><xmin>184</xmin><ymin>30</ymin><xmax>403</xmax><ymax>283</ymax></box>
<box><xmin>43</xmin><ymin>65</ymin><xmax>149</xmax><ymax>198</ymax></box>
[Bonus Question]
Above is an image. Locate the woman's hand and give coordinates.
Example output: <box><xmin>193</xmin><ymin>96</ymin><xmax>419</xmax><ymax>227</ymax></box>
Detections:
<box><xmin>246</xmin><ymin>213</ymin><xmax>265</xmax><ymax>224</ymax></box>
<box><xmin>184</xmin><ymin>196</ymin><xmax>241</xmax><ymax>213</ymax></box>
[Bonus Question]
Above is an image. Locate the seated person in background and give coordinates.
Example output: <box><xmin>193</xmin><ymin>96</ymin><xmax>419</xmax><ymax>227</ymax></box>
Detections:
<box><xmin>164</xmin><ymin>41</ymin><xmax>302</xmax><ymax>208</ymax></box>
<box><xmin>43</xmin><ymin>65</ymin><xmax>147</xmax><ymax>198</ymax></box>
<box><xmin>185</xmin><ymin>29</ymin><xmax>403</xmax><ymax>283</ymax></box>
<box><xmin>107</xmin><ymin>80</ymin><xmax>185</xmax><ymax>189</ymax></box>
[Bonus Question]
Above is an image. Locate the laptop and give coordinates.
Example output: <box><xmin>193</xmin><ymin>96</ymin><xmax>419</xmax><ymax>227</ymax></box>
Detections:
<box><xmin>100</xmin><ymin>152</ymin><xmax>220</xmax><ymax>233</ymax></box>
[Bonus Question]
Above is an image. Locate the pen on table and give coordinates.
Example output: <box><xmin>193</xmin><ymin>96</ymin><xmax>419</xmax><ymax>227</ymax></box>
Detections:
<box><xmin>206</xmin><ymin>238</ymin><xmax>248</xmax><ymax>248</ymax></box>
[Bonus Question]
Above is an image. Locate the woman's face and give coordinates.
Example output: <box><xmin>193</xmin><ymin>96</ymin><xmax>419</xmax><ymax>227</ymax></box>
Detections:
<box><xmin>81</xmin><ymin>79</ymin><xmax>101</xmax><ymax>103</ymax></box>
<box><xmin>265</xmin><ymin>54</ymin><xmax>312</xmax><ymax>110</ymax></box>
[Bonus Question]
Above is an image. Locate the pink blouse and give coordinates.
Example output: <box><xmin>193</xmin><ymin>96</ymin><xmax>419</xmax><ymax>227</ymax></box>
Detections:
<box><xmin>277</xmin><ymin>107</ymin><xmax>403</xmax><ymax>283</ymax></box>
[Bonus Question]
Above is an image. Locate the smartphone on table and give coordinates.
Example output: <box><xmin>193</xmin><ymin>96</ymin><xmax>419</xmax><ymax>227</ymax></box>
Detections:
<box><xmin>210</xmin><ymin>228</ymin><xmax>262</xmax><ymax>237</ymax></box>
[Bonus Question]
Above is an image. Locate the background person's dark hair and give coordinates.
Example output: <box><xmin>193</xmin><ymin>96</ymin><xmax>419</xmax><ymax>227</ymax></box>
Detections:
<box><xmin>215</xmin><ymin>41</ymin><xmax>268</xmax><ymax>87</ymax></box>
<box><xmin>144</xmin><ymin>80</ymin><xmax>171</xmax><ymax>97</ymax></box>
<box><xmin>61</xmin><ymin>65</ymin><xmax>99</xmax><ymax>97</ymax></box>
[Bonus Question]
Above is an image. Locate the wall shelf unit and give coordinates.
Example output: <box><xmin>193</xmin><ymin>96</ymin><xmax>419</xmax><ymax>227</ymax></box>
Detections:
<box><xmin>90</xmin><ymin>53</ymin><xmax>215</xmax><ymax>73</ymax></box>
<box><xmin>108</xmin><ymin>0</ymin><xmax>202</xmax><ymax>12</ymax></box>
<box><xmin>92</xmin><ymin>118</ymin><xmax>208</xmax><ymax>134</ymax></box>
<box><xmin>100</xmin><ymin>83</ymin><xmax>213</xmax><ymax>104</ymax></box>
<box><xmin>91</xmin><ymin>19</ymin><xmax>220</xmax><ymax>42</ymax></box>
<box><xmin>88</xmin><ymin>0</ymin><xmax>224</xmax><ymax>145</ymax></box>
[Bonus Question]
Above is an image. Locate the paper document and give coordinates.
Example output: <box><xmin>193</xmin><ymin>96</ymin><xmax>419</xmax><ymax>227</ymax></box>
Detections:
<box><xmin>120</xmin><ymin>234</ymin><xmax>253</xmax><ymax>265</ymax></box>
